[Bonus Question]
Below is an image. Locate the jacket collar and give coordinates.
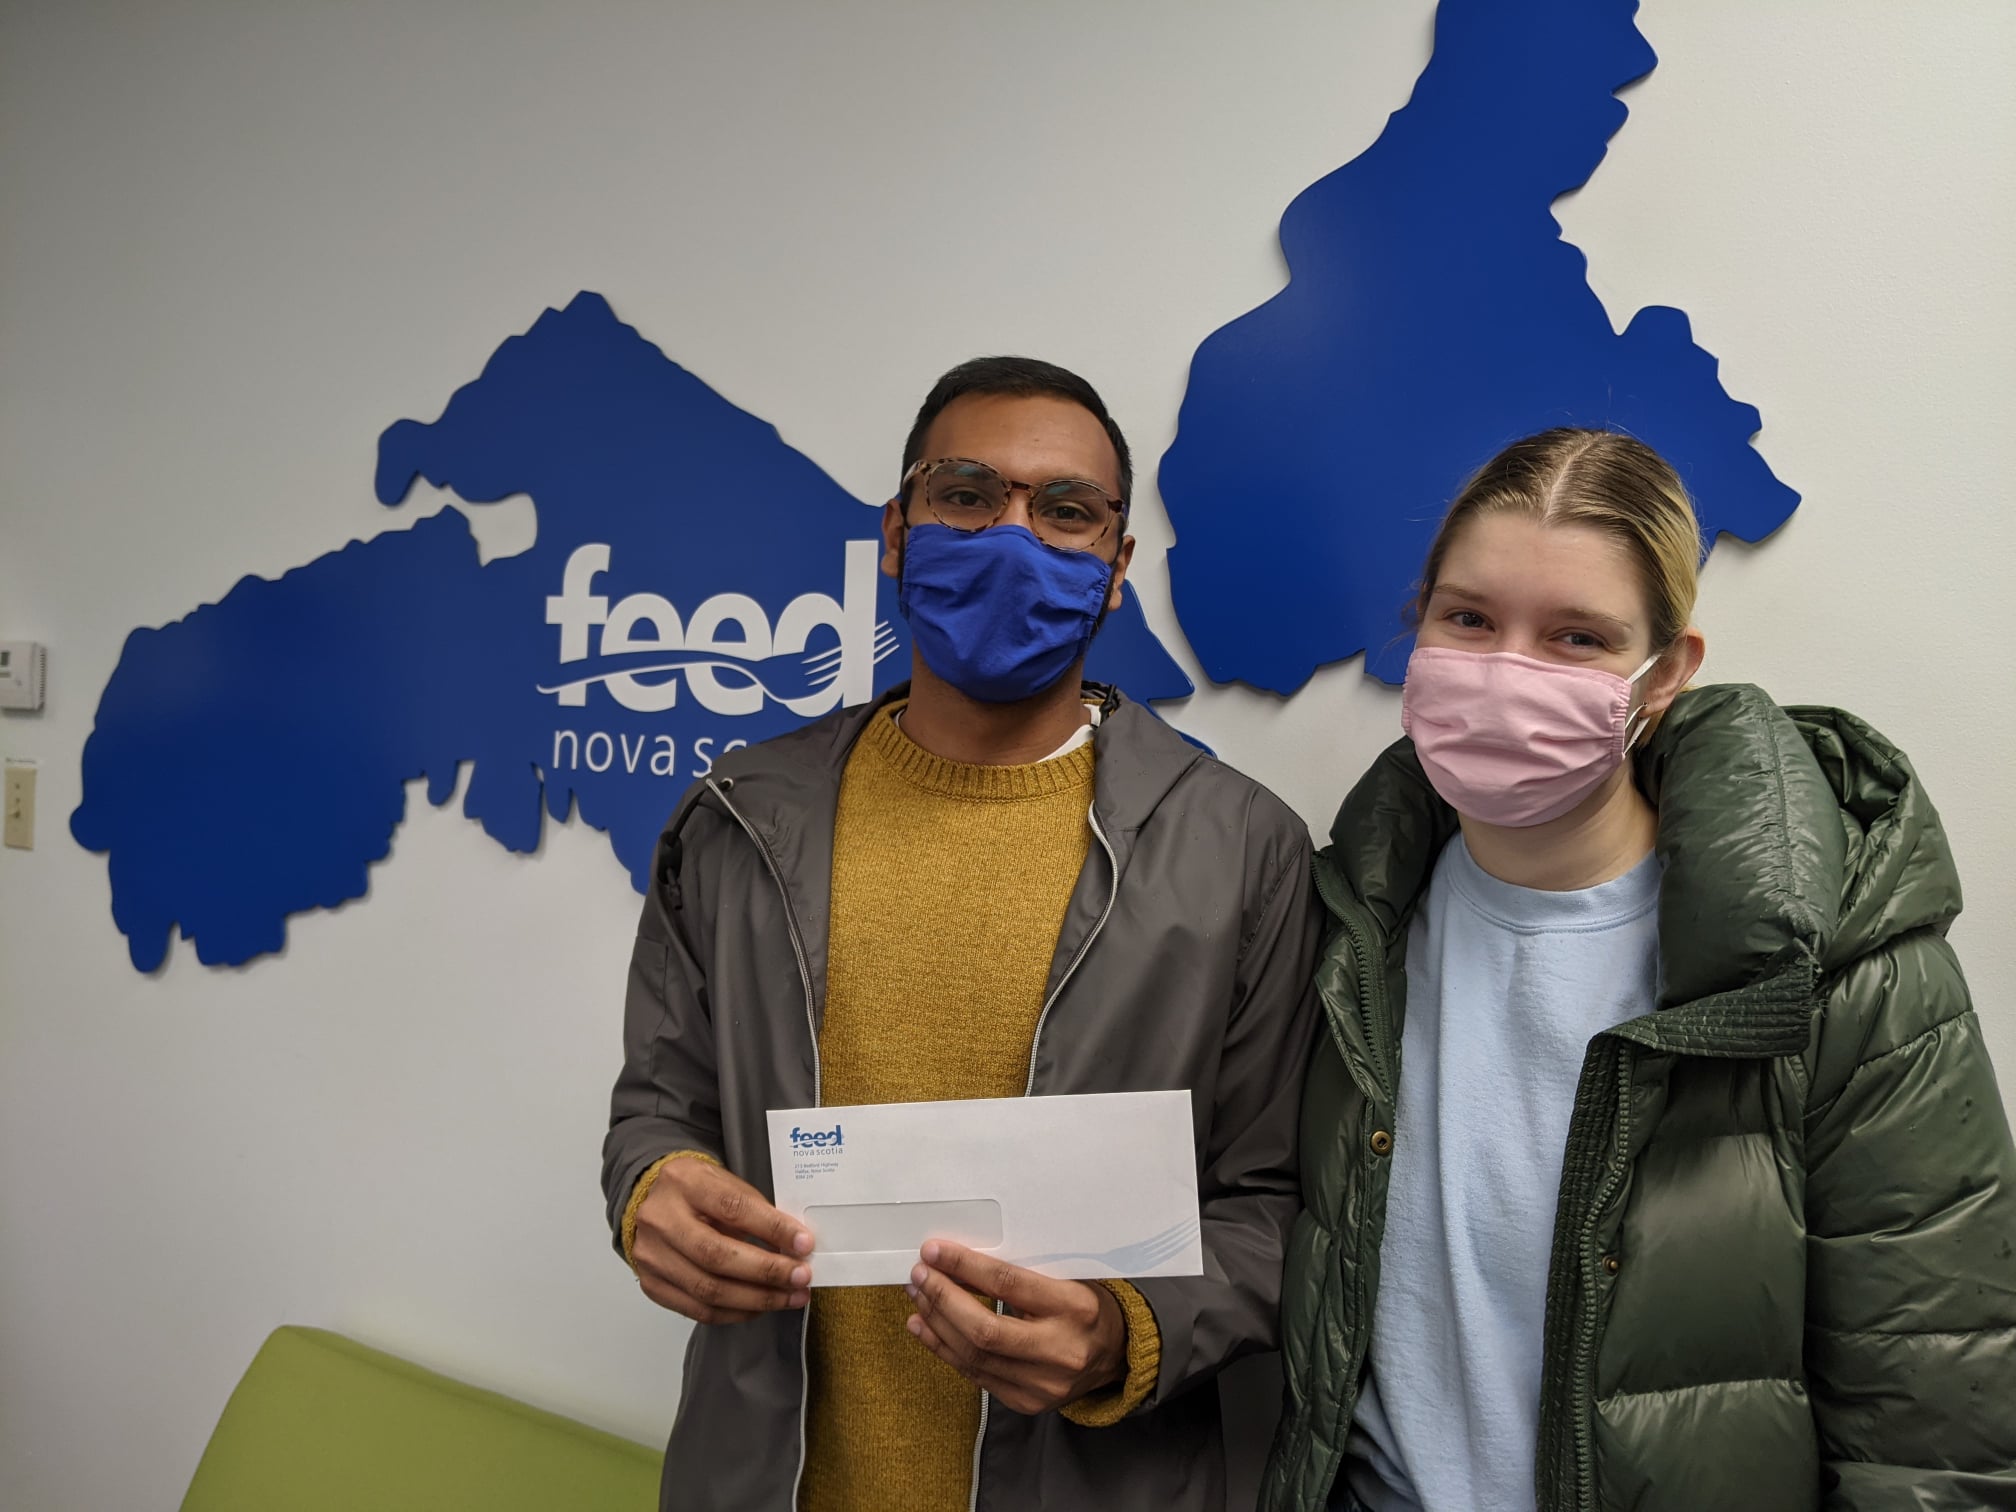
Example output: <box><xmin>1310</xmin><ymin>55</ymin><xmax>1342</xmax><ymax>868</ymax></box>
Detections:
<box><xmin>1321</xmin><ymin>683</ymin><xmax>1850</xmax><ymax>1056</ymax></box>
<box><xmin>687</xmin><ymin>679</ymin><xmax>1205</xmax><ymax>1025</ymax></box>
<box><xmin>704</xmin><ymin>679</ymin><xmax>1204</xmax><ymax>838</ymax></box>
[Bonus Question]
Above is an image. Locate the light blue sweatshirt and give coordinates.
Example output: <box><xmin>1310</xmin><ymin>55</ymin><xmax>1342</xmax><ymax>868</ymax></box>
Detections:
<box><xmin>1342</xmin><ymin>835</ymin><xmax>1662</xmax><ymax>1512</ymax></box>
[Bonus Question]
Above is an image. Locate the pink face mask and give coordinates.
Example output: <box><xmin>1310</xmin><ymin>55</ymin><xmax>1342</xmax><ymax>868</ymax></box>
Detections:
<box><xmin>1400</xmin><ymin>646</ymin><xmax>1660</xmax><ymax>827</ymax></box>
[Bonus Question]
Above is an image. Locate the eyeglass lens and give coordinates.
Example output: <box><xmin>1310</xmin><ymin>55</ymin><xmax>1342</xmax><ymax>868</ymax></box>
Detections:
<box><xmin>923</xmin><ymin>460</ymin><xmax>1117</xmax><ymax>551</ymax></box>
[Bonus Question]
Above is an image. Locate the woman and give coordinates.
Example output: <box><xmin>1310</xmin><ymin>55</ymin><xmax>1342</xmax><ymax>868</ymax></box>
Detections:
<box><xmin>1265</xmin><ymin>429</ymin><xmax>2016</xmax><ymax>1512</ymax></box>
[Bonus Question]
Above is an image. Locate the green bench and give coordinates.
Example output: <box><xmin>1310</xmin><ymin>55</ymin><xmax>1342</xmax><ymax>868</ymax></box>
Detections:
<box><xmin>181</xmin><ymin>1326</ymin><xmax>662</xmax><ymax>1511</ymax></box>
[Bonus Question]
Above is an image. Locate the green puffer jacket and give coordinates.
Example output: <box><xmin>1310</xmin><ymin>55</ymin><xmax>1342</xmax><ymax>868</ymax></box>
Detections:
<box><xmin>1265</xmin><ymin>685</ymin><xmax>2016</xmax><ymax>1511</ymax></box>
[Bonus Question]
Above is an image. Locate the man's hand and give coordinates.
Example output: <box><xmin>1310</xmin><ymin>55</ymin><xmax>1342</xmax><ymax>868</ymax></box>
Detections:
<box><xmin>632</xmin><ymin>1159</ymin><xmax>813</xmax><ymax>1324</ymax></box>
<box><xmin>904</xmin><ymin>1240</ymin><xmax>1127</xmax><ymax>1415</ymax></box>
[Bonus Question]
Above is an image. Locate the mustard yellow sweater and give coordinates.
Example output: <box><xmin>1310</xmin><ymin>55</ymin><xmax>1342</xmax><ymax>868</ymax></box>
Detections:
<box><xmin>801</xmin><ymin>708</ymin><xmax>1157</xmax><ymax>1512</ymax></box>
<box><xmin>625</xmin><ymin>708</ymin><xmax>1160</xmax><ymax>1511</ymax></box>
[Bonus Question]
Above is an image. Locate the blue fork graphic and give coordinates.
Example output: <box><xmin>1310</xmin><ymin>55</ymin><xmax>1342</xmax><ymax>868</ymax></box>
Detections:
<box><xmin>536</xmin><ymin>621</ymin><xmax>901</xmax><ymax>702</ymax></box>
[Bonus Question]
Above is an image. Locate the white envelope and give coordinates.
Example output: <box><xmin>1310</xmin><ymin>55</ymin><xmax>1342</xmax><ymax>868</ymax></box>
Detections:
<box><xmin>765</xmin><ymin>1090</ymin><xmax>1203</xmax><ymax>1288</ymax></box>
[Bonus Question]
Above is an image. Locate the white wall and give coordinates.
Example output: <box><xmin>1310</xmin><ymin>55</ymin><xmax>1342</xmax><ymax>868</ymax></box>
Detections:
<box><xmin>2</xmin><ymin>3</ymin><xmax>2011</xmax><ymax>1508</ymax></box>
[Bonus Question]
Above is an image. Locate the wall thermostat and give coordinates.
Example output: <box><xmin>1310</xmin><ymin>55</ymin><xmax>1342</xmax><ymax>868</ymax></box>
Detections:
<box><xmin>0</xmin><ymin>642</ymin><xmax>46</xmax><ymax>711</ymax></box>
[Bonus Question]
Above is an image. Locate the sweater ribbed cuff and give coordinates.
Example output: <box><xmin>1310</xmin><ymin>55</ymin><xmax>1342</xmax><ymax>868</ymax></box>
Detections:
<box><xmin>620</xmin><ymin>1150</ymin><xmax>721</xmax><ymax>1269</ymax></box>
<box><xmin>1060</xmin><ymin>1280</ymin><xmax>1161</xmax><ymax>1427</ymax></box>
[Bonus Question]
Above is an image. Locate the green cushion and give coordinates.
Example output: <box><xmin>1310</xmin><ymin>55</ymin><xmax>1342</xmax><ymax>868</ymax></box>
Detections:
<box><xmin>181</xmin><ymin>1326</ymin><xmax>662</xmax><ymax>1512</ymax></box>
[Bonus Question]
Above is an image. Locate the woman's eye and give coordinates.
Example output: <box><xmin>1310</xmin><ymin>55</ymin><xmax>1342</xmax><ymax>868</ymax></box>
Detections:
<box><xmin>1560</xmin><ymin>631</ymin><xmax>1605</xmax><ymax>650</ymax></box>
<box><xmin>1448</xmin><ymin>610</ymin><xmax>1488</xmax><ymax>629</ymax></box>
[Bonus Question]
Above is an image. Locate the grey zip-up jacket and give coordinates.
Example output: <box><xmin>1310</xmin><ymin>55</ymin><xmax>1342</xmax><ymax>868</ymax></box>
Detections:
<box><xmin>602</xmin><ymin>683</ymin><xmax>1324</xmax><ymax>1512</ymax></box>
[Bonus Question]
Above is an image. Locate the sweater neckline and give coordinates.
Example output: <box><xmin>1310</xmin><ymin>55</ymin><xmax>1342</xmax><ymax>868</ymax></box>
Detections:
<box><xmin>859</xmin><ymin>704</ymin><xmax>1096</xmax><ymax>801</ymax></box>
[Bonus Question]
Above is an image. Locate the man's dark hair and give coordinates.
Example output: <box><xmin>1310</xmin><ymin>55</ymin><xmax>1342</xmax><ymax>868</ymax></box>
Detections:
<box><xmin>901</xmin><ymin>356</ymin><xmax>1133</xmax><ymax>503</ymax></box>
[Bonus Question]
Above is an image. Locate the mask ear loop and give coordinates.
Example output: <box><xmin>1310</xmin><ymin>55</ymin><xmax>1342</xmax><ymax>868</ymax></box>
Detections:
<box><xmin>1620</xmin><ymin>650</ymin><xmax>1664</xmax><ymax>754</ymax></box>
<box><xmin>893</xmin><ymin>514</ymin><xmax>916</xmax><ymax>621</ymax></box>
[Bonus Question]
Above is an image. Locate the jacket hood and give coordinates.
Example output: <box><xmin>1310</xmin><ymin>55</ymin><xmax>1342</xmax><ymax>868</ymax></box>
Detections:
<box><xmin>1779</xmin><ymin>701</ymin><xmax>1962</xmax><ymax>972</ymax></box>
<box><xmin>1320</xmin><ymin>684</ymin><xmax>1961</xmax><ymax>1036</ymax></box>
<box><xmin>705</xmin><ymin>679</ymin><xmax>1208</xmax><ymax>836</ymax></box>
<box><xmin>659</xmin><ymin>679</ymin><xmax>1211</xmax><ymax>1035</ymax></box>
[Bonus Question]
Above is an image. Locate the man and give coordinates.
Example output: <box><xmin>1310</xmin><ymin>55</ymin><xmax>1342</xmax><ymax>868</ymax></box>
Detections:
<box><xmin>602</xmin><ymin>356</ymin><xmax>1321</xmax><ymax>1511</ymax></box>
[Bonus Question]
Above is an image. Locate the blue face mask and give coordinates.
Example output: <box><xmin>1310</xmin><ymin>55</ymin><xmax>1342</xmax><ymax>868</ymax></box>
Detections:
<box><xmin>897</xmin><ymin>523</ymin><xmax>1113</xmax><ymax>704</ymax></box>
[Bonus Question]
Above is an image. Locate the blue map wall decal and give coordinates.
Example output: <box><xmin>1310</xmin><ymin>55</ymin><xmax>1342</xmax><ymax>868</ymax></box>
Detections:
<box><xmin>71</xmin><ymin>293</ymin><xmax>1193</xmax><ymax>970</ymax></box>
<box><xmin>1159</xmin><ymin>0</ymin><xmax>1801</xmax><ymax>691</ymax></box>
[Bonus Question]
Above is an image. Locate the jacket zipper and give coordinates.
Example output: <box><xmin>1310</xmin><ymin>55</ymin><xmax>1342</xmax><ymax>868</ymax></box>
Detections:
<box><xmin>1535</xmin><ymin>1035</ymin><xmax>1634</xmax><ymax>1511</ymax></box>
<box><xmin>1309</xmin><ymin>858</ymin><xmax>1396</xmax><ymax>1105</ymax></box>
<box><xmin>1571</xmin><ymin>1046</ymin><xmax>1635</xmax><ymax>1509</ymax></box>
<box><xmin>966</xmin><ymin>803</ymin><xmax>1121</xmax><ymax>1512</ymax></box>
<box><xmin>1306</xmin><ymin>857</ymin><xmax>1398</xmax><ymax>1499</ymax></box>
<box><xmin>707</xmin><ymin>777</ymin><xmax>822</xmax><ymax>1512</ymax></box>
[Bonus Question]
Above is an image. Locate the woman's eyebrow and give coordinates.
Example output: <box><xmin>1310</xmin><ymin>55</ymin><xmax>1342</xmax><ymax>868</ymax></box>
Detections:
<box><xmin>1558</xmin><ymin>606</ymin><xmax>1635</xmax><ymax>635</ymax></box>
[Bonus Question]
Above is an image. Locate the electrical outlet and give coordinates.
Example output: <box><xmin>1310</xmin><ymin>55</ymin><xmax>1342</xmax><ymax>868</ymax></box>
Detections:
<box><xmin>4</xmin><ymin>763</ymin><xmax>35</xmax><ymax>849</ymax></box>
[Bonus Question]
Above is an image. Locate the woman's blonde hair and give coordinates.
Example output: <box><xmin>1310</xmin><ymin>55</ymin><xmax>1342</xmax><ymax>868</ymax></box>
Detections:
<box><xmin>1412</xmin><ymin>428</ymin><xmax>1704</xmax><ymax>653</ymax></box>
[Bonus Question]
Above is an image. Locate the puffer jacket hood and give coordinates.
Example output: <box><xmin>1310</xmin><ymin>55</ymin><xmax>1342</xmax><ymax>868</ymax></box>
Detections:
<box><xmin>1268</xmin><ymin>684</ymin><xmax>2016</xmax><ymax>1511</ymax></box>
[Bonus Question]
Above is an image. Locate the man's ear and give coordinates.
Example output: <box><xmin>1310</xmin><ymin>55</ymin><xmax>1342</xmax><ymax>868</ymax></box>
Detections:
<box><xmin>1643</xmin><ymin>626</ymin><xmax>1707</xmax><ymax>718</ymax></box>
<box><xmin>1105</xmin><ymin>535</ymin><xmax>1136</xmax><ymax>613</ymax></box>
<box><xmin>880</xmin><ymin>499</ymin><xmax>906</xmax><ymax>579</ymax></box>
